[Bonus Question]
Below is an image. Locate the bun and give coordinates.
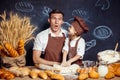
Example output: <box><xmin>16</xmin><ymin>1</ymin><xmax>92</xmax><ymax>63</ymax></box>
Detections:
<box><xmin>29</xmin><ymin>70</ymin><xmax>38</xmax><ymax>79</ymax></box>
<box><xmin>45</xmin><ymin>70</ymin><xmax>55</xmax><ymax>77</ymax></box>
<box><xmin>51</xmin><ymin>73</ymin><xmax>64</xmax><ymax>80</ymax></box>
<box><xmin>38</xmin><ymin>71</ymin><xmax>48</xmax><ymax>79</ymax></box>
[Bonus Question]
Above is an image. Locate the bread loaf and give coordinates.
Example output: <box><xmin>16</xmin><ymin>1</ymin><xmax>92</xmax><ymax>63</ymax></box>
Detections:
<box><xmin>18</xmin><ymin>67</ymin><xmax>30</xmax><ymax>76</ymax></box>
<box><xmin>89</xmin><ymin>70</ymin><xmax>99</xmax><ymax>79</ymax></box>
<box><xmin>105</xmin><ymin>64</ymin><xmax>115</xmax><ymax>79</ymax></box>
<box><xmin>9</xmin><ymin>66</ymin><xmax>30</xmax><ymax>77</ymax></box>
<box><xmin>50</xmin><ymin>73</ymin><xmax>65</xmax><ymax>80</ymax></box>
<box><xmin>0</xmin><ymin>45</ymin><xmax>8</xmax><ymax>56</ymax></box>
<box><xmin>78</xmin><ymin>73</ymin><xmax>88</xmax><ymax>80</ymax></box>
<box><xmin>38</xmin><ymin>71</ymin><xmax>48</xmax><ymax>79</ymax></box>
<box><xmin>4</xmin><ymin>43</ymin><xmax>19</xmax><ymax>57</ymax></box>
<box><xmin>29</xmin><ymin>70</ymin><xmax>38</xmax><ymax>79</ymax></box>
<box><xmin>8</xmin><ymin>66</ymin><xmax>21</xmax><ymax>76</ymax></box>
<box><xmin>17</xmin><ymin>39</ymin><xmax>25</xmax><ymax>55</ymax></box>
<box><xmin>0</xmin><ymin>68</ymin><xmax>15</xmax><ymax>79</ymax></box>
<box><xmin>45</xmin><ymin>70</ymin><xmax>55</xmax><ymax>77</ymax></box>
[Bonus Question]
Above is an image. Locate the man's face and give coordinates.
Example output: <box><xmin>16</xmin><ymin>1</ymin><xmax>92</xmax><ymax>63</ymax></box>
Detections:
<box><xmin>48</xmin><ymin>13</ymin><xmax>63</xmax><ymax>32</ymax></box>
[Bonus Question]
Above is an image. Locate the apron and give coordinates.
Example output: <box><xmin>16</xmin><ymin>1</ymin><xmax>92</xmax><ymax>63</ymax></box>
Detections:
<box><xmin>68</xmin><ymin>37</ymin><xmax>82</xmax><ymax>66</ymax></box>
<box><xmin>44</xmin><ymin>33</ymin><xmax>65</xmax><ymax>62</ymax></box>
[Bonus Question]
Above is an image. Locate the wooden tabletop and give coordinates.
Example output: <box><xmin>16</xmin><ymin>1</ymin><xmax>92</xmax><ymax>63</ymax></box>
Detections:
<box><xmin>0</xmin><ymin>75</ymin><xmax>119</xmax><ymax>80</ymax></box>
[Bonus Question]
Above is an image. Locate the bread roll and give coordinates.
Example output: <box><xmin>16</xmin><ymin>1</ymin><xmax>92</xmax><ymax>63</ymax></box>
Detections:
<box><xmin>115</xmin><ymin>67</ymin><xmax>120</xmax><ymax>76</ymax></box>
<box><xmin>50</xmin><ymin>73</ymin><xmax>65</xmax><ymax>80</ymax></box>
<box><xmin>78</xmin><ymin>73</ymin><xmax>88</xmax><ymax>80</ymax></box>
<box><xmin>89</xmin><ymin>70</ymin><xmax>99</xmax><ymax>79</ymax></box>
<box><xmin>32</xmin><ymin>69</ymin><xmax>41</xmax><ymax>73</ymax></box>
<box><xmin>29</xmin><ymin>70</ymin><xmax>38</xmax><ymax>79</ymax></box>
<box><xmin>8</xmin><ymin>66</ymin><xmax>21</xmax><ymax>76</ymax></box>
<box><xmin>38</xmin><ymin>71</ymin><xmax>48</xmax><ymax>79</ymax></box>
<box><xmin>18</xmin><ymin>67</ymin><xmax>30</xmax><ymax>76</ymax></box>
<box><xmin>105</xmin><ymin>72</ymin><xmax>115</xmax><ymax>79</ymax></box>
<box><xmin>45</xmin><ymin>70</ymin><xmax>55</xmax><ymax>77</ymax></box>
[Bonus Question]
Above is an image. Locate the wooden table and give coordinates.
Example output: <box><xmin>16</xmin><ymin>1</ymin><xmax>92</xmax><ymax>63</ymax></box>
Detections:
<box><xmin>1</xmin><ymin>66</ymin><xmax>120</xmax><ymax>80</ymax></box>
<box><xmin>0</xmin><ymin>75</ymin><xmax>119</xmax><ymax>80</ymax></box>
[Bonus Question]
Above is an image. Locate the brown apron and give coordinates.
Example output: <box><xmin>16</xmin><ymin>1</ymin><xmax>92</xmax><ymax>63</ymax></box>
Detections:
<box><xmin>68</xmin><ymin>37</ymin><xmax>82</xmax><ymax>66</ymax></box>
<box><xmin>44</xmin><ymin>33</ymin><xmax>65</xmax><ymax>62</ymax></box>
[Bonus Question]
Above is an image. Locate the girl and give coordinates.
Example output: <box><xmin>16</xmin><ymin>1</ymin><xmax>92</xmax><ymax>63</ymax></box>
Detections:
<box><xmin>61</xmin><ymin>16</ymin><xmax>89</xmax><ymax>66</ymax></box>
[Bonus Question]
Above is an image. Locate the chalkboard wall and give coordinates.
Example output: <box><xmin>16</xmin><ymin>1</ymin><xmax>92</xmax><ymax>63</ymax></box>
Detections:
<box><xmin>0</xmin><ymin>0</ymin><xmax>120</xmax><ymax>66</ymax></box>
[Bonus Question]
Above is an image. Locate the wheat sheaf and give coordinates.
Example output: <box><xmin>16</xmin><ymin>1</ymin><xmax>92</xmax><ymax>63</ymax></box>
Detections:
<box><xmin>0</xmin><ymin>11</ymin><xmax>37</xmax><ymax>57</ymax></box>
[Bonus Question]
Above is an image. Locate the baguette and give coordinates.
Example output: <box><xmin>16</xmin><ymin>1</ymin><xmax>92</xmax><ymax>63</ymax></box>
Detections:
<box><xmin>17</xmin><ymin>39</ymin><xmax>25</xmax><ymax>55</ymax></box>
<box><xmin>0</xmin><ymin>45</ymin><xmax>7</xmax><ymax>56</ymax></box>
<box><xmin>0</xmin><ymin>68</ymin><xmax>15</xmax><ymax>79</ymax></box>
<box><xmin>4</xmin><ymin>43</ymin><xmax>19</xmax><ymax>57</ymax></box>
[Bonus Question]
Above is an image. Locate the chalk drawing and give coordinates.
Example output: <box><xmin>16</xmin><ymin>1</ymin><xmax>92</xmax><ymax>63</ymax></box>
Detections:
<box><xmin>62</xmin><ymin>22</ymin><xmax>71</xmax><ymax>31</ymax></box>
<box><xmin>72</xmin><ymin>9</ymin><xmax>93</xmax><ymax>24</ymax></box>
<box><xmin>95</xmin><ymin>0</ymin><xmax>110</xmax><ymax>10</ymax></box>
<box><xmin>93</xmin><ymin>25</ymin><xmax>112</xmax><ymax>40</ymax></box>
<box><xmin>30</xmin><ymin>6</ymin><xmax>52</xmax><ymax>26</ymax></box>
<box><xmin>85</xmin><ymin>39</ymin><xmax>96</xmax><ymax>51</ymax></box>
<box><xmin>41</xmin><ymin>6</ymin><xmax>52</xmax><ymax>17</ymax></box>
<box><xmin>15</xmin><ymin>1</ymin><xmax>34</xmax><ymax>12</ymax></box>
<box><xmin>31</xmin><ymin>6</ymin><xmax>51</xmax><ymax>18</ymax></box>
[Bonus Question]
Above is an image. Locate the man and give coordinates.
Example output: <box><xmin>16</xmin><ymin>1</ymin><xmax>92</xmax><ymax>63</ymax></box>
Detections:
<box><xmin>33</xmin><ymin>9</ymin><xmax>67</xmax><ymax>66</ymax></box>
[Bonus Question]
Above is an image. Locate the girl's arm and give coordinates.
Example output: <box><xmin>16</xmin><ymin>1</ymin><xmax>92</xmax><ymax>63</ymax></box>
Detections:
<box><xmin>67</xmin><ymin>55</ymin><xmax>81</xmax><ymax>65</ymax></box>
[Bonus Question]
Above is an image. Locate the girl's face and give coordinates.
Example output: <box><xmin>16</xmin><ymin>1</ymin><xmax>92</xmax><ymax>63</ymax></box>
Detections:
<box><xmin>68</xmin><ymin>25</ymin><xmax>76</xmax><ymax>36</ymax></box>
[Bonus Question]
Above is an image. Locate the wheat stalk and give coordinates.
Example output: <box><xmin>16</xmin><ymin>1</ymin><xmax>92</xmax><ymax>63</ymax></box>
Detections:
<box><xmin>0</xmin><ymin>11</ymin><xmax>37</xmax><ymax>50</ymax></box>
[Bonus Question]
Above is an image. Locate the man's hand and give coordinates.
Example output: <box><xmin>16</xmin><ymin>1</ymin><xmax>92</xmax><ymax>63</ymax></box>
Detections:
<box><xmin>53</xmin><ymin>62</ymin><xmax>60</xmax><ymax>65</ymax></box>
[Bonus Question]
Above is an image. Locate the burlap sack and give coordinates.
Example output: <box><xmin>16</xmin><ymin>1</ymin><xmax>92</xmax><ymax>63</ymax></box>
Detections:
<box><xmin>1</xmin><ymin>50</ymin><xmax>26</xmax><ymax>67</ymax></box>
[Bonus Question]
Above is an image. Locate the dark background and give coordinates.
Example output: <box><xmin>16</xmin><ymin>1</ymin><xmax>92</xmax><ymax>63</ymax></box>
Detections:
<box><xmin>0</xmin><ymin>0</ymin><xmax>120</xmax><ymax>66</ymax></box>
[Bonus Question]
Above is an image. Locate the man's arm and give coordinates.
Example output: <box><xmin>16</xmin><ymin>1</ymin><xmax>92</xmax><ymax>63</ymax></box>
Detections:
<box><xmin>33</xmin><ymin>50</ymin><xmax>60</xmax><ymax>66</ymax></box>
<box><xmin>61</xmin><ymin>50</ymin><xmax>68</xmax><ymax>66</ymax></box>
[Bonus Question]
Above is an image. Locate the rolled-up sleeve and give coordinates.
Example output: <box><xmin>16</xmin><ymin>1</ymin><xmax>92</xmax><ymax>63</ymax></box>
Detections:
<box><xmin>33</xmin><ymin>34</ymin><xmax>43</xmax><ymax>51</ymax></box>
<box><xmin>77</xmin><ymin>38</ymin><xmax>85</xmax><ymax>59</ymax></box>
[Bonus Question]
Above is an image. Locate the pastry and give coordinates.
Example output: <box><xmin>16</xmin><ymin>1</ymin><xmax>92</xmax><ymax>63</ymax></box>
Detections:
<box><xmin>45</xmin><ymin>70</ymin><xmax>55</xmax><ymax>77</ymax></box>
<box><xmin>50</xmin><ymin>73</ymin><xmax>64</xmax><ymax>80</ymax></box>
<box><xmin>78</xmin><ymin>73</ymin><xmax>88</xmax><ymax>80</ymax></box>
<box><xmin>38</xmin><ymin>71</ymin><xmax>48</xmax><ymax>79</ymax></box>
<box><xmin>29</xmin><ymin>70</ymin><xmax>38</xmax><ymax>79</ymax></box>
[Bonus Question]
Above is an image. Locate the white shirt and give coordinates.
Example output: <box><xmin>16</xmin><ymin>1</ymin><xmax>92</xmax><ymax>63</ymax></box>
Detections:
<box><xmin>33</xmin><ymin>28</ymin><xmax>67</xmax><ymax>52</ymax></box>
<box><xmin>62</xmin><ymin>37</ymin><xmax>85</xmax><ymax>59</ymax></box>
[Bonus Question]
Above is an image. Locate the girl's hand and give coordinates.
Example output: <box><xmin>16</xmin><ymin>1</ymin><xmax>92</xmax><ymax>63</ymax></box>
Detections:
<box><xmin>61</xmin><ymin>61</ymin><xmax>71</xmax><ymax>67</ymax></box>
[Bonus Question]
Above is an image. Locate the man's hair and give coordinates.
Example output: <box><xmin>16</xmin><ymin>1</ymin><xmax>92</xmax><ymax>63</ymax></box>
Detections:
<box><xmin>49</xmin><ymin>9</ymin><xmax>64</xmax><ymax>18</ymax></box>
